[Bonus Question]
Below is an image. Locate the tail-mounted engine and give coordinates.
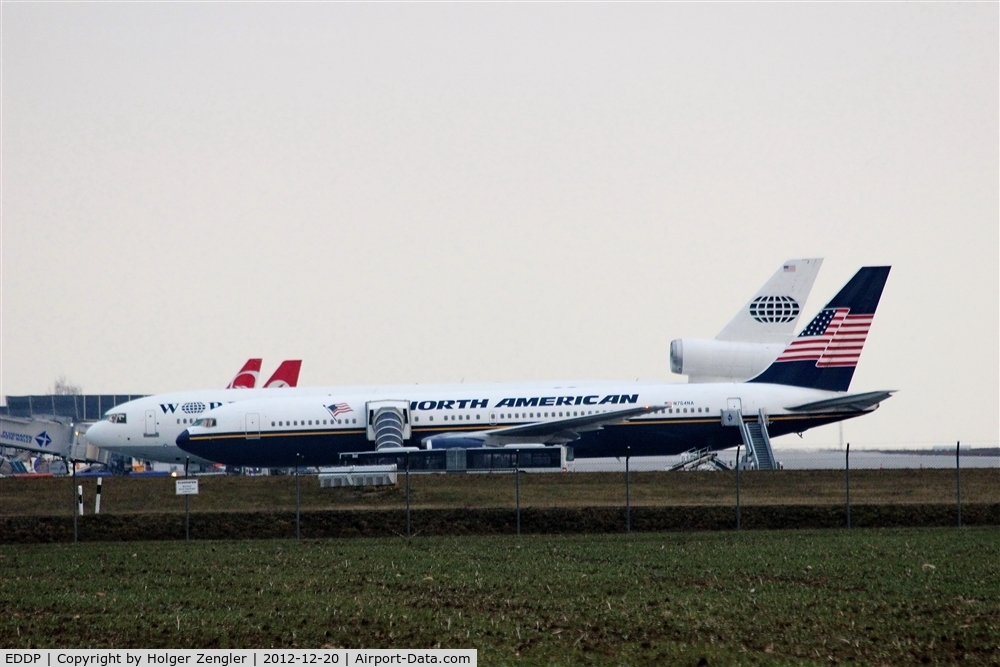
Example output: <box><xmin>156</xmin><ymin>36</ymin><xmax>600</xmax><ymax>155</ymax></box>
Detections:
<box><xmin>670</xmin><ymin>338</ymin><xmax>785</xmax><ymax>383</ymax></box>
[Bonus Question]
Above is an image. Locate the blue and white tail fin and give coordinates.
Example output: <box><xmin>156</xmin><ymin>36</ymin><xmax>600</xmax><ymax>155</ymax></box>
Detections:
<box><xmin>748</xmin><ymin>266</ymin><xmax>890</xmax><ymax>392</ymax></box>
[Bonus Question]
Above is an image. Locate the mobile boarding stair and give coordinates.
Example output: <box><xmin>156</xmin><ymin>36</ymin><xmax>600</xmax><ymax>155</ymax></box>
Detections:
<box><xmin>722</xmin><ymin>408</ymin><xmax>780</xmax><ymax>470</ymax></box>
<box><xmin>668</xmin><ymin>447</ymin><xmax>733</xmax><ymax>472</ymax></box>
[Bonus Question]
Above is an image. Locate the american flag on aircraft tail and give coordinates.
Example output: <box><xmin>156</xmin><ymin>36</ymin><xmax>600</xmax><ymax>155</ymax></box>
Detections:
<box><xmin>326</xmin><ymin>402</ymin><xmax>353</xmax><ymax>417</ymax></box>
<box><xmin>775</xmin><ymin>308</ymin><xmax>873</xmax><ymax>368</ymax></box>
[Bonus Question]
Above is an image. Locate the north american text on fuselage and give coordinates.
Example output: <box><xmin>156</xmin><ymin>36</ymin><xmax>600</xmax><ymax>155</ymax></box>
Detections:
<box><xmin>411</xmin><ymin>395</ymin><xmax>639</xmax><ymax>411</ymax></box>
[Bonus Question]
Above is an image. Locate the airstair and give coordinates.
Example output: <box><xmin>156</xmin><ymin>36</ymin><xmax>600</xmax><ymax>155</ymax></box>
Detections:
<box><xmin>668</xmin><ymin>447</ymin><xmax>733</xmax><ymax>472</ymax></box>
<box><xmin>365</xmin><ymin>400</ymin><xmax>412</xmax><ymax>450</ymax></box>
<box><xmin>722</xmin><ymin>408</ymin><xmax>780</xmax><ymax>470</ymax></box>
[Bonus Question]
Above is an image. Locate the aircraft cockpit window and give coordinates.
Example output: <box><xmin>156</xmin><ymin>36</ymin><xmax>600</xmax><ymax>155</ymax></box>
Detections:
<box><xmin>107</xmin><ymin>413</ymin><xmax>127</xmax><ymax>424</ymax></box>
<box><xmin>193</xmin><ymin>418</ymin><xmax>216</xmax><ymax>428</ymax></box>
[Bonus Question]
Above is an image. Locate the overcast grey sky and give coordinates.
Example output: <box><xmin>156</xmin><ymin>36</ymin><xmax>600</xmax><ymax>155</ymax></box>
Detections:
<box><xmin>2</xmin><ymin>3</ymin><xmax>997</xmax><ymax>449</ymax></box>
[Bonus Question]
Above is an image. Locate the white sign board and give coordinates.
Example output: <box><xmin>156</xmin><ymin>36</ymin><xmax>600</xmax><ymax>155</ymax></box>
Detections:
<box><xmin>175</xmin><ymin>478</ymin><xmax>199</xmax><ymax>495</ymax></box>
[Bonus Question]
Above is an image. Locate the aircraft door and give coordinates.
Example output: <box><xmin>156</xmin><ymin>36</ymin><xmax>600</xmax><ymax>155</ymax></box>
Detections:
<box><xmin>144</xmin><ymin>410</ymin><xmax>157</xmax><ymax>437</ymax></box>
<box><xmin>727</xmin><ymin>398</ymin><xmax>742</xmax><ymax>413</ymax></box>
<box><xmin>489</xmin><ymin>411</ymin><xmax>497</xmax><ymax>426</ymax></box>
<box><xmin>246</xmin><ymin>413</ymin><xmax>260</xmax><ymax>440</ymax></box>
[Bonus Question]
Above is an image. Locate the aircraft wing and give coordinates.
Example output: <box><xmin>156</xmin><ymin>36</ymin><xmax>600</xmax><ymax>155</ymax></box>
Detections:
<box><xmin>785</xmin><ymin>390</ymin><xmax>895</xmax><ymax>413</ymax></box>
<box><xmin>421</xmin><ymin>405</ymin><xmax>665</xmax><ymax>448</ymax></box>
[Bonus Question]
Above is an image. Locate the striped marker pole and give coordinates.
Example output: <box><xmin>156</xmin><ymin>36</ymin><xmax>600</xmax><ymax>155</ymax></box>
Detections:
<box><xmin>70</xmin><ymin>459</ymin><xmax>78</xmax><ymax>543</ymax></box>
<box><xmin>77</xmin><ymin>485</ymin><xmax>84</xmax><ymax>516</ymax></box>
<box><xmin>95</xmin><ymin>477</ymin><xmax>102</xmax><ymax>514</ymax></box>
<box><xmin>184</xmin><ymin>458</ymin><xmax>190</xmax><ymax>541</ymax></box>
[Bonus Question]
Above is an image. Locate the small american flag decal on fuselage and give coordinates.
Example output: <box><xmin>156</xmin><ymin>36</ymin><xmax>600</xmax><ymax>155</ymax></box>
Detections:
<box><xmin>326</xmin><ymin>403</ymin><xmax>353</xmax><ymax>417</ymax></box>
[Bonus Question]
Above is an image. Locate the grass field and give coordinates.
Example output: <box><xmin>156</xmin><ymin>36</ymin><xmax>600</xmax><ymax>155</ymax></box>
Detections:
<box><xmin>2</xmin><ymin>528</ymin><xmax>998</xmax><ymax>665</ymax></box>
<box><xmin>1</xmin><ymin>469</ymin><xmax>996</xmax><ymax>516</ymax></box>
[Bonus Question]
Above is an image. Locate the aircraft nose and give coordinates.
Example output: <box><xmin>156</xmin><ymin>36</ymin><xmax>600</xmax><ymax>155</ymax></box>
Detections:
<box><xmin>176</xmin><ymin>428</ymin><xmax>191</xmax><ymax>450</ymax></box>
<box><xmin>85</xmin><ymin>421</ymin><xmax>111</xmax><ymax>447</ymax></box>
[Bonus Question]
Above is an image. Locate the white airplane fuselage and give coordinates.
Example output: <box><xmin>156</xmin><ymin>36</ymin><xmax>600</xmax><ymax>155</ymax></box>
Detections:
<box><xmin>85</xmin><ymin>260</ymin><xmax>825</xmax><ymax>465</ymax></box>
<box><xmin>84</xmin><ymin>386</ymin><xmax>333</xmax><ymax>464</ymax></box>
<box><xmin>175</xmin><ymin>380</ymin><xmax>879</xmax><ymax>468</ymax></box>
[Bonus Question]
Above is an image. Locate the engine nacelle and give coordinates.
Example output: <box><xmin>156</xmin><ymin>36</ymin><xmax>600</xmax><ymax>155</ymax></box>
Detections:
<box><xmin>669</xmin><ymin>338</ymin><xmax>785</xmax><ymax>383</ymax></box>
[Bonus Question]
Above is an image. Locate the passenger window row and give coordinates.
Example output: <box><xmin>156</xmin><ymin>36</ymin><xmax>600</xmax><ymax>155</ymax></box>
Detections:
<box><xmin>269</xmin><ymin>418</ymin><xmax>359</xmax><ymax>427</ymax></box>
<box><xmin>258</xmin><ymin>406</ymin><xmax>718</xmax><ymax>430</ymax></box>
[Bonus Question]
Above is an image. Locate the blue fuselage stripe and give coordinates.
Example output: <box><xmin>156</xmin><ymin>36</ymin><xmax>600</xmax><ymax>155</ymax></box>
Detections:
<box><xmin>180</xmin><ymin>412</ymin><xmax>858</xmax><ymax>468</ymax></box>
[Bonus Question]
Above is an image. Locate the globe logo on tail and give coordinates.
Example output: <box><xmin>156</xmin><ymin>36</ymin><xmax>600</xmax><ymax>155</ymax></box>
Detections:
<box><xmin>749</xmin><ymin>296</ymin><xmax>800</xmax><ymax>323</ymax></box>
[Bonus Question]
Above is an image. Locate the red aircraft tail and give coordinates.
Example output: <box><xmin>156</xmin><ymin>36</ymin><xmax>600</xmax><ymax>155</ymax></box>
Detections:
<box><xmin>226</xmin><ymin>358</ymin><xmax>262</xmax><ymax>389</ymax></box>
<box><xmin>264</xmin><ymin>360</ymin><xmax>302</xmax><ymax>388</ymax></box>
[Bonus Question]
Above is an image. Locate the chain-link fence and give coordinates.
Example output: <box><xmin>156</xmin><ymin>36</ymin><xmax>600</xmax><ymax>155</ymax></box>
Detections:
<box><xmin>0</xmin><ymin>445</ymin><xmax>997</xmax><ymax>542</ymax></box>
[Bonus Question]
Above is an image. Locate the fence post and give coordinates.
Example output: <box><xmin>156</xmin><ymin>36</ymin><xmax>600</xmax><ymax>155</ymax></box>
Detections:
<box><xmin>70</xmin><ymin>459</ymin><xmax>78</xmax><ymax>544</ymax></box>
<box><xmin>295</xmin><ymin>453</ymin><xmax>301</xmax><ymax>540</ymax></box>
<box><xmin>405</xmin><ymin>452</ymin><xmax>411</xmax><ymax>538</ymax></box>
<box><xmin>845</xmin><ymin>443</ymin><xmax>851</xmax><ymax>530</ymax></box>
<box><xmin>735</xmin><ymin>445</ymin><xmax>741</xmax><ymax>531</ymax></box>
<box><xmin>625</xmin><ymin>446</ymin><xmax>631</xmax><ymax>534</ymax></box>
<box><xmin>515</xmin><ymin>459</ymin><xmax>521</xmax><ymax>536</ymax></box>
<box><xmin>956</xmin><ymin>441</ymin><xmax>962</xmax><ymax>528</ymax></box>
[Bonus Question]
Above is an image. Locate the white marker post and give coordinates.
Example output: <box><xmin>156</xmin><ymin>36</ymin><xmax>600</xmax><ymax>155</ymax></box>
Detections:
<box><xmin>95</xmin><ymin>477</ymin><xmax>102</xmax><ymax>514</ymax></box>
<box><xmin>77</xmin><ymin>485</ymin><xmax>84</xmax><ymax>516</ymax></box>
<box><xmin>176</xmin><ymin>458</ymin><xmax>198</xmax><ymax>541</ymax></box>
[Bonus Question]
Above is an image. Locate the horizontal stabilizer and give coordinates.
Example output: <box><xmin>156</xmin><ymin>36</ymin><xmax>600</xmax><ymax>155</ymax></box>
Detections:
<box><xmin>785</xmin><ymin>390</ymin><xmax>895</xmax><ymax>413</ymax></box>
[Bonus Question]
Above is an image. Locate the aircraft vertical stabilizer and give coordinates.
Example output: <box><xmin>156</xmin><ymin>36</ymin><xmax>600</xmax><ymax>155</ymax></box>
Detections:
<box><xmin>264</xmin><ymin>360</ymin><xmax>302</xmax><ymax>388</ymax></box>
<box><xmin>226</xmin><ymin>359</ymin><xmax>262</xmax><ymax>389</ymax></box>
<box><xmin>749</xmin><ymin>266</ymin><xmax>890</xmax><ymax>392</ymax></box>
<box><xmin>715</xmin><ymin>258</ymin><xmax>823</xmax><ymax>344</ymax></box>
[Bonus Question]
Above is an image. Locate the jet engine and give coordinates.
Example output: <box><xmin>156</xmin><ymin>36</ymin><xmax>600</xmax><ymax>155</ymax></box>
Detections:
<box><xmin>669</xmin><ymin>338</ymin><xmax>785</xmax><ymax>383</ymax></box>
